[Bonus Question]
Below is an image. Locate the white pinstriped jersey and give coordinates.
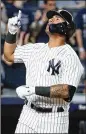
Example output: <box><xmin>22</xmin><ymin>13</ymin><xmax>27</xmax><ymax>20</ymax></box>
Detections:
<box><xmin>14</xmin><ymin>43</ymin><xmax>84</xmax><ymax>88</ymax></box>
<box><xmin>14</xmin><ymin>43</ymin><xmax>84</xmax><ymax>133</ymax></box>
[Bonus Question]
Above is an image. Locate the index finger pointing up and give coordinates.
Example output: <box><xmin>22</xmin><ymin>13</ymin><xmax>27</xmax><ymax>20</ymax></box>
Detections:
<box><xmin>17</xmin><ymin>10</ymin><xmax>22</xmax><ymax>20</ymax></box>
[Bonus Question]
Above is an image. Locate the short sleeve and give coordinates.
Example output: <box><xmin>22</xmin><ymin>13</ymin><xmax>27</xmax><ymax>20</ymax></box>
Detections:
<box><xmin>59</xmin><ymin>54</ymin><xmax>84</xmax><ymax>88</ymax></box>
<box><xmin>14</xmin><ymin>43</ymin><xmax>34</xmax><ymax>63</ymax></box>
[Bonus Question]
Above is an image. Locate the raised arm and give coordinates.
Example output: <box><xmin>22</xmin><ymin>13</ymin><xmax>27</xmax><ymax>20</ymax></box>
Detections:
<box><xmin>4</xmin><ymin>10</ymin><xmax>22</xmax><ymax>63</ymax></box>
<box><xmin>76</xmin><ymin>29</ymin><xmax>85</xmax><ymax>60</ymax></box>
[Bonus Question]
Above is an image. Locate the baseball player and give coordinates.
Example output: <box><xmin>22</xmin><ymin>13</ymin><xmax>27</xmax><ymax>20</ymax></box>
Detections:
<box><xmin>4</xmin><ymin>9</ymin><xmax>84</xmax><ymax>134</ymax></box>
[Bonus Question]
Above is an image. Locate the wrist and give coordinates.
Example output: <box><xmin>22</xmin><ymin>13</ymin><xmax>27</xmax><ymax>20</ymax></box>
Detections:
<box><xmin>5</xmin><ymin>32</ymin><xmax>16</xmax><ymax>44</ymax></box>
<box><xmin>35</xmin><ymin>86</ymin><xmax>50</xmax><ymax>97</ymax></box>
<box><xmin>79</xmin><ymin>47</ymin><xmax>85</xmax><ymax>52</ymax></box>
<box><xmin>39</xmin><ymin>20</ymin><xmax>45</xmax><ymax>25</ymax></box>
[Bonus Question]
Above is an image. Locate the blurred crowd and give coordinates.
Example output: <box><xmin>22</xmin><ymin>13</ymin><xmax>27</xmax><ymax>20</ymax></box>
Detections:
<box><xmin>1</xmin><ymin>0</ymin><xmax>86</xmax><ymax>93</ymax></box>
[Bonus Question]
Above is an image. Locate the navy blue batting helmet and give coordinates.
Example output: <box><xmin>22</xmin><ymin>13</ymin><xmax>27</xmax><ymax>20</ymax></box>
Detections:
<box><xmin>47</xmin><ymin>9</ymin><xmax>76</xmax><ymax>37</ymax></box>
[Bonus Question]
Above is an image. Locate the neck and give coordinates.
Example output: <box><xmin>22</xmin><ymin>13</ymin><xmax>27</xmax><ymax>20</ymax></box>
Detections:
<box><xmin>48</xmin><ymin>34</ymin><xmax>65</xmax><ymax>48</ymax></box>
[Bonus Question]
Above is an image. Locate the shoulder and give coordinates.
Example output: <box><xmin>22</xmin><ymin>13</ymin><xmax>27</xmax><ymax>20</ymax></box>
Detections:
<box><xmin>32</xmin><ymin>42</ymin><xmax>47</xmax><ymax>49</ymax></box>
<box><xmin>65</xmin><ymin>44</ymin><xmax>77</xmax><ymax>55</ymax></box>
<box><xmin>35</xmin><ymin>43</ymin><xmax>47</xmax><ymax>47</ymax></box>
<box><xmin>61</xmin><ymin>44</ymin><xmax>76</xmax><ymax>56</ymax></box>
<box><xmin>16</xmin><ymin>42</ymin><xmax>47</xmax><ymax>50</ymax></box>
<box><xmin>17</xmin><ymin>43</ymin><xmax>34</xmax><ymax>49</ymax></box>
<box><xmin>62</xmin><ymin>44</ymin><xmax>84</xmax><ymax>72</ymax></box>
<box><xmin>64</xmin><ymin>44</ymin><xmax>84</xmax><ymax>68</ymax></box>
<box><xmin>64</xmin><ymin>44</ymin><xmax>81</xmax><ymax>63</ymax></box>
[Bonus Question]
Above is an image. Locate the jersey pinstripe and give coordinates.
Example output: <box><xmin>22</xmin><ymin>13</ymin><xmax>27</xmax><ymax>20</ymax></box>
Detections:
<box><xmin>14</xmin><ymin>43</ymin><xmax>84</xmax><ymax>88</ymax></box>
<box><xmin>14</xmin><ymin>43</ymin><xmax>84</xmax><ymax>133</ymax></box>
<box><xmin>14</xmin><ymin>42</ymin><xmax>84</xmax><ymax>108</ymax></box>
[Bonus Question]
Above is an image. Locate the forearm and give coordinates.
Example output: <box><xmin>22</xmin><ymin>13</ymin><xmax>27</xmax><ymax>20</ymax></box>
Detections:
<box><xmin>24</xmin><ymin>33</ymin><xmax>30</xmax><ymax>45</ymax></box>
<box><xmin>35</xmin><ymin>84</ymin><xmax>69</xmax><ymax>99</ymax></box>
<box><xmin>35</xmin><ymin>84</ymin><xmax>76</xmax><ymax>102</ymax></box>
<box><xmin>50</xmin><ymin>84</ymin><xmax>68</xmax><ymax>98</ymax></box>
<box><xmin>4</xmin><ymin>10</ymin><xmax>22</xmax><ymax>62</ymax></box>
<box><xmin>76</xmin><ymin>30</ymin><xmax>83</xmax><ymax>48</ymax></box>
<box><xmin>2</xmin><ymin>54</ymin><xmax>13</xmax><ymax>65</ymax></box>
<box><xmin>4</xmin><ymin>32</ymin><xmax>17</xmax><ymax>62</ymax></box>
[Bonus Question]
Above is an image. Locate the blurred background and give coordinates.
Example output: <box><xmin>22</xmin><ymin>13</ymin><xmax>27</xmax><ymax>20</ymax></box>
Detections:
<box><xmin>1</xmin><ymin>0</ymin><xmax>86</xmax><ymax>134</ymax></box>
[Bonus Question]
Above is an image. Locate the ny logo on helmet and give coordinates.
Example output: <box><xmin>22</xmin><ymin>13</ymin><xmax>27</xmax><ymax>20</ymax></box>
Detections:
<box><xmin>47</xmin><ymin>59</ymin><xmax>61</xmax><ymax>75</ymax></box>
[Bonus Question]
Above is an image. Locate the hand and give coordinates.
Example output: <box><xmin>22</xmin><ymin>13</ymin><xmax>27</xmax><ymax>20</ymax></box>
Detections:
<box><xmin>16</xmin><ymin>85</ymin><xmax>35</xmax><ymax>99</ymax></box>
<box><xmin>79</xmin><ymin>47</ymin><xmax>86</xmax><ymax>60</ymax></box>
<box><xmin>8</xmin><ymin>10</ymin><xmax>22</xmax><ymax>34</ymax></box>
<box><xmin>41</xmin><ymin>11</ymin><xmax>47</xmax><ymax>23</ymax></box>
<box><xmin>79</xmin><ymin>51</ymin><xmax>86</xmax><ymax>60</ymax></box>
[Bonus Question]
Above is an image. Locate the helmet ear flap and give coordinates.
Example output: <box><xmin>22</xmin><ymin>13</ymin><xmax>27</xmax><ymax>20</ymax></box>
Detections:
<box><xmin>66</xmin><ymin>21</ymin><xmax>76</xmax><ymax>38</ymax></box>
<box><xmin>62</xmin><ymin>22</ymin><xmax>68</xmax><ymax>35</ymax></box>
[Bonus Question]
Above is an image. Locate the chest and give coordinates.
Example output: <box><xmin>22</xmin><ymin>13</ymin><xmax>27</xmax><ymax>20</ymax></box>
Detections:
<box><xmin>26</xmin><ymin>48</ymin><xmax>64</xmax><ymax>76</ymax></box>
